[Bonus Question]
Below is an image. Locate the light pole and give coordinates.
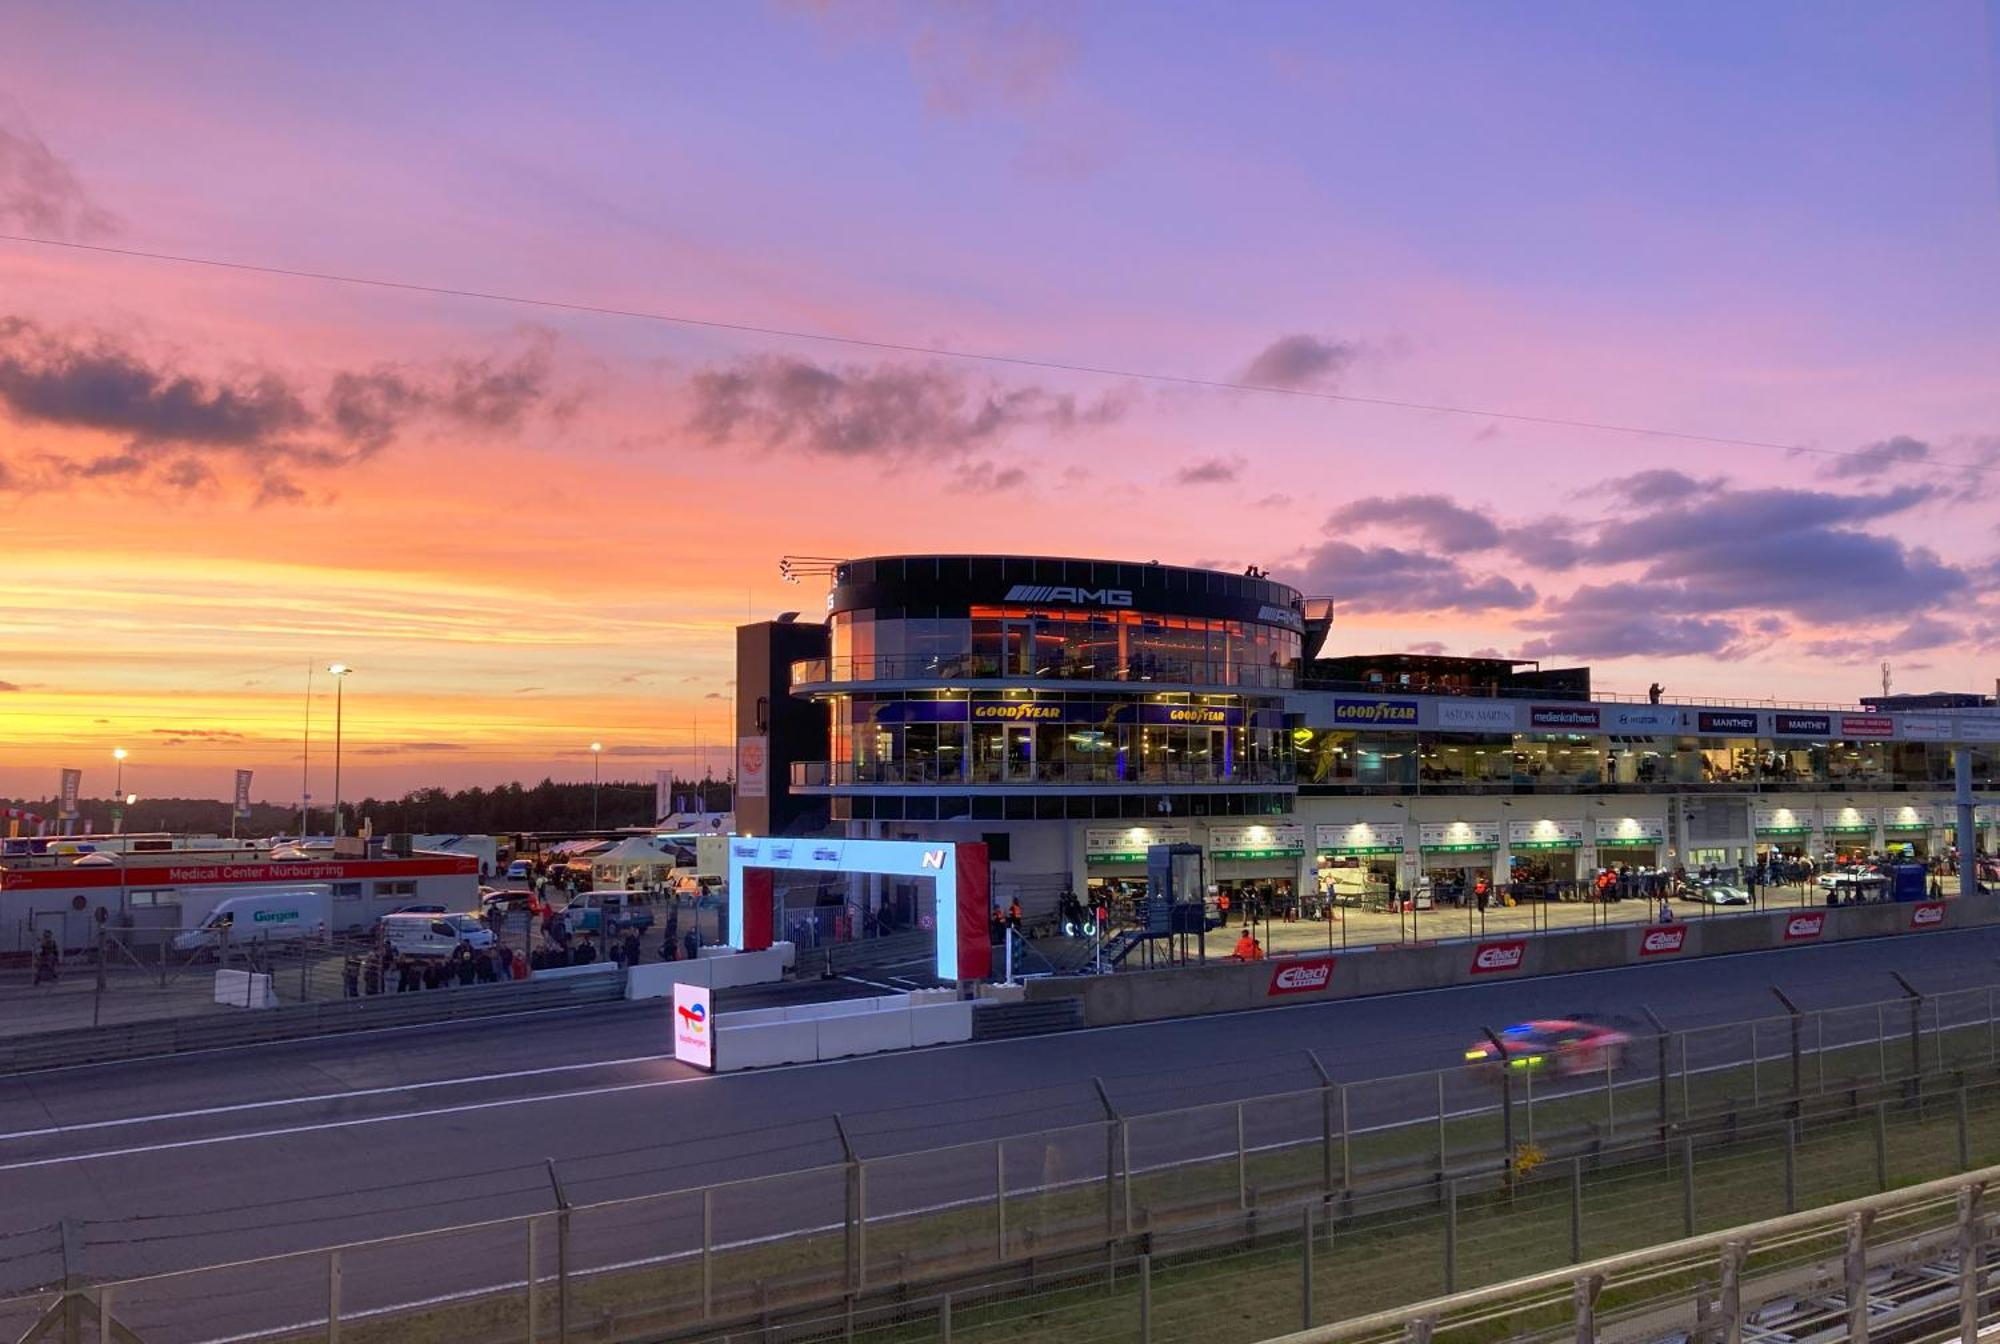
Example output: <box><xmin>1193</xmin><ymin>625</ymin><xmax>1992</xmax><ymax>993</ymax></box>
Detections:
<box><xmin>327</xmin><ymin>664</ymin><xmax>352</xmax><ymax>837</ymax></box>
<box><xmin>112</xmin><ymin>748</ymin><xmax>128</xmax><ymax>835</ymax></box>
<box><xmin>590</xmin><ymin>742</ymin><xmax>603</xmax><ymax>830</ymax></box>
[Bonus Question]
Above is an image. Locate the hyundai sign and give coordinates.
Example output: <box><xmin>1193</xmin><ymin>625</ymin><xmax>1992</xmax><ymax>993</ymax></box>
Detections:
<box><xmin>728</xmin><ymin>836</ymin><xmax>965</xmax><ymax>982</ymax></box>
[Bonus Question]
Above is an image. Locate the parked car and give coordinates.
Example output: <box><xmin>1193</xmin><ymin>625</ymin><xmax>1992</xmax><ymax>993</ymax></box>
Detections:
<box><xmin>380</xmin><ymin>912</ymin><xmax>496</xmax><ymax>959</ymax></box>
<box><xmin>1464</xmin><ymin>1020</ymin><xmax>1628</xmax><ymax>1077</ymax></box>
<box><xmin>1684</xmin><ymin>881</ymin><xmax>1751</xmax><ymax>906</ymax></box>
<box><xmin>560</xmin><ymin>891</ymin><xmax>654</xmax><ymax>934</ymax></box>
<box><xmin>505</xmin><ymin>859</ymin><xmax>533</xmax><ymax>882</ymax></box>
<box><xmin>175</xmin><ymin>887</ymin><xmax>333</xmax><ymax>952</ymax></box>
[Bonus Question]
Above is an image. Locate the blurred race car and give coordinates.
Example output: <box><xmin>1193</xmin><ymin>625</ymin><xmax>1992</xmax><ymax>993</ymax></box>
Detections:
<box><xmin>1464</xmin><ymin>1019</ymin><xmax>1629</xmax><ymax>1077</ymax></box>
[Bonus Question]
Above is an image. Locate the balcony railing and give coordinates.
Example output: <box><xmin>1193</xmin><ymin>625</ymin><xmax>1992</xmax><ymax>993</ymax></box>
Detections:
<box><xmin>789</xmin><ymin>654</ymin><xmax>1294</xmax><ymax>690</ymax></box>
<box><xmin>791</xmin><ymin>760</ymin><xmax>1294</xmax><ymax>788</ymax></box>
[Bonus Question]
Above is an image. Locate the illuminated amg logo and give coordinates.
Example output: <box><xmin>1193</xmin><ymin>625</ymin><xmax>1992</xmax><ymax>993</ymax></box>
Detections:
<box><xmin>1004</xmin><ymin>585</ymin><xmax>1134</xmax><ymax>607</ymax></box>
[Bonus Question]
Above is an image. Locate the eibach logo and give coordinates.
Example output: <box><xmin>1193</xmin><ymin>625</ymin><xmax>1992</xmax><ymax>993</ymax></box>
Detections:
<box><xmin>1911</xmin><ymin>902</ymin><xmax>1947</xmax><ymax>929</ymax></box>
<box><xmin>1640</xmin><ymin>926</ymin><xmax>1686</xmax><ymax>956</ymax></box>
<box><xmin>1783</xmin><ymin>913</ymin><xmax>1825</xmax><ymax>941</ymax></box>
<box><xmin>1267</xmin><ymin>958</ymin><xmax>1334</xmax><ymax>995</ymax></box>
<box><xmin>1471</xmin><ymin>941</ymin><xmax>1526</xmax><ymax>973</ymax></box>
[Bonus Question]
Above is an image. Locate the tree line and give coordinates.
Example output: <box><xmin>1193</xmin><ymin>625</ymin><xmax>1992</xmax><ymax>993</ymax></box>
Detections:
<box><xmin>2</xmin><ymin>777</ymin><xmax>733</xmax><ymax>838</ymax></box>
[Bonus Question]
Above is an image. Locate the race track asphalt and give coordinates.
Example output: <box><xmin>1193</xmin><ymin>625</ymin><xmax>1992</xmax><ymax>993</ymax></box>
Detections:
<box><xmin>1</xmin><ymin>927</ymin><xmax>1996</xmax><ymax>1339</ymax></box>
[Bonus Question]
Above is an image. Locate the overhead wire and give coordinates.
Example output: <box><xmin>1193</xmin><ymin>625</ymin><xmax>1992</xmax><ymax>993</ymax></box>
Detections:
<box><xmin>4</xmin><ymin>232</ymin><xmax>1994</xmax><ymax>477</ymax></box>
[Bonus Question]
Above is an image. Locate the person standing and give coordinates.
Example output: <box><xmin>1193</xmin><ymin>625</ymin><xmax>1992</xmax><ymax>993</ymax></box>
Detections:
<box><xmin>341</xmin><ymin>954</ymin><xmax>360</xmax><ymax>999</ymax></box>
<box><xmin>621</xmin><ymin>929</ymin><xmax>641</xmax><ymax>969</ymax></box>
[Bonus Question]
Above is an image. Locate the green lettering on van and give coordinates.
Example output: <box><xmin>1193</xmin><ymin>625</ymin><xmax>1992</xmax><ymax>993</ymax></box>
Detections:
<box><xmin>253</xmin><ymin>909</ymin><xmax>301</xmax><ymax>924</ymax></box>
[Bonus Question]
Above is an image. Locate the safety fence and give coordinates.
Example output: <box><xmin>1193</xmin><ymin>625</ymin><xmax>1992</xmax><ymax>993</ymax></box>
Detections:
<box><xmin>5</xmin><ymin>982</ymin><xmax>2000</xmax><ymax>1341</ymax></box>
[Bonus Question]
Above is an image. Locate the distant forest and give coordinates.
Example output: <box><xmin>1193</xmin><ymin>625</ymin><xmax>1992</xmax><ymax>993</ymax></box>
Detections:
<box><xmin>3</xmin><ymin>777</ymin><xmax>734</xmax><ymax>838</ymax></box>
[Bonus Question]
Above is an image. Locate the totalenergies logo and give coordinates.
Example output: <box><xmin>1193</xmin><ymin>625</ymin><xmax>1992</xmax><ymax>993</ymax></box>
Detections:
<box><xmin>676</xmin><ymin>1001</ymin><xmax>708</xmax><ymax>1030</ymax></box>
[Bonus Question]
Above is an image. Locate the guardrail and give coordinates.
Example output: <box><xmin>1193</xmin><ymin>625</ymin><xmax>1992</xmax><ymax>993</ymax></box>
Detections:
<box><xmin>12</xmin><ymin>979</ymin><xmax>2000</xmax><ymax>1342</ymax></box>
<box><xmin>0</xmin><ymin>967</ymin><xmax>626</xmax><ymax>1075</ymax></box>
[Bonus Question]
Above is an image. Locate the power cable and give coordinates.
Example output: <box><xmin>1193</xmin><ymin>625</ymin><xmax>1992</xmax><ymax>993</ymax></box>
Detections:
<box><xmin>4</xmin><ymin>233</ymin><xmax>1991</xmax><ymax>476</ymax></box>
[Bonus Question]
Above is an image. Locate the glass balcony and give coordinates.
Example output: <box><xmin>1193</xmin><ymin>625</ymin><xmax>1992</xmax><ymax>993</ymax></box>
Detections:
<box><xmin>791</xmin><ymin>760</ymin><xmax>1294</xmax><ymax>788</ymax></box>
<box><xmin>790</xmin><ymin>654</ymin><xmax>1294</xmax><ymax>691</ymax></box>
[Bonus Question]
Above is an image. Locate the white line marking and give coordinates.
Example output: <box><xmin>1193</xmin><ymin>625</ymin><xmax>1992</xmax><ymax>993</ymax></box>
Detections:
<box><xmin>0</xmin><ymin>1053</ymin><xmax>675</xmax><ymax>1145</ymax></box>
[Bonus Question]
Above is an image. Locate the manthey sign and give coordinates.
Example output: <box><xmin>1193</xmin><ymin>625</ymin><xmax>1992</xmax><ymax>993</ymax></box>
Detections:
<box><xmin>1420</xmin><ymin>820</ymin><xmax>1501</xmax><ymax>854</ymax></box>
<box><xmin>1315</xmin><ymin>821</ymin><xmax>1406</xmax><ymax>857</ymax></box>
<box><xmin>1508</xmin><ymin>818</ymin><xmax>1585</xmax><ymax>851</ymax></box>
<box><xmin>1754</xmin><ymin>805</ymin><xmax>1816</xmax><ymax>837</ymax></box>
<box><xmin>1596</xmin><ymin>816</ymin><xmax>1666</xmax><ymax>845</ymax></box>
<box><xmin>1697</xmin><ymin>710</ymin><xmax>1761</xmax><ymax>735</ymax></box>
<box><xmin>1773</xmin><ymin>713</ymin><xmax>1833</xmax><ymax>738</ymax></box>
<box><xmin>1207</xmin><ymin>823</ymin><xmax>1306</xmax><ymax>860</ymax></box>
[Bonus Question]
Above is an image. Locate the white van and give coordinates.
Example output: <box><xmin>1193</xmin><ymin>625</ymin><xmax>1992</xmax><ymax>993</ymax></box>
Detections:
<box><xmin>174</xmin><ymin>886</ymin><xmax>332</xmax><ymax>952</ymax></box>
<box><xmin>380</xmin><ymin>912</ymin><xmax>496</xmax><ymax>959</ymax></box>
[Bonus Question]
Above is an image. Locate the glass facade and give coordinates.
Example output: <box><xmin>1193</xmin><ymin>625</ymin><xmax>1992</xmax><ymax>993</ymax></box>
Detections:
<box><xmin>817</xmin><ymin>606</ymin><xmax>1300</xmax><ymax>689</ymax></box>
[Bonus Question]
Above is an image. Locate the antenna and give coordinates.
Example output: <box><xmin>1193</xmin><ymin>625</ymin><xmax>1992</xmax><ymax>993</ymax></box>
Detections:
<box><xmin>1880</xmin><ymin>660</ymin><xmax>1892</xmax><ymax>697</ymax></box>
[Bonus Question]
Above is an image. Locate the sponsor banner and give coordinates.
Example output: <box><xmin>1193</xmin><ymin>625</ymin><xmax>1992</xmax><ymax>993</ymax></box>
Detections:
<box><xmin>1136</xmin><ymin>703</ymin><xmax>1243</xmax><ymax>727</ymax></box>
<box><xmin>1910</xmin><ymin>901</ymin><xmax>1948</xmax><ymax>930</ymax></box>
<box><xmin>673</xmin><ymin>982</ymin><xmax>714</xmax><ymax>1069</ymax></box>
<box><xmin>1315</xmin><ymin>821</ymin><xmax>1405</xmax><ymax>856</ymax></box>
<box><xmin>1267</xmin><ymin>957</ymin><xmax>1336</xmax><ymax>996</ymax></box>
<box><xmin>655</xmin><ymin>769</ymin><xmax>673</xmax><ymax>823</ymax></box>
<box><xmin>1435</xmin><ymin>701</ymin><xmax>1521</xmax><ymax>731</ymax></box>
<box><xmin>1420</xmin><ymin>820</ymin><xmax>1501</xmax><ymax>853</ymax></box>
<box><xmin>1508</xmin><ymin>818</ymin><xmax>1584</xmax><ymax>850</ymax></box>
<box><xmin>1597</xmin><ymin>816</ymin><xmax>1667</xmax><ymax>844</ymax></box>
<box><xmin>1883</xmin><ymin>805</ymin><xmax>1936</xmax><ymax>832</ymax></box>
<box><xmin>1772</xmin><ymin>712</ymin><xmax>1833</xmax><ymax>738</ymax></box>
<box><xmin>1604</xmin><ymin>705</ymin><xmax>1683</xmax><ymax>731</ymax></box>
<box><xmin>1331</xmin><ymin>698</ymin><xmax>1419</xmax><ymax>727</ymax></box>
<box><xmin>1638</xmin><ymin>925</ymin><xmax>1687</xmax><ymax>957</ymax></box>
<box><xmin>1469</xmin><ymin>940</ymin><xmax>1527</xmax><ymax>974</ymax></box>
<box><xmin>1840</xmin><ymin>715</ymin><xmax>1894</xmax><ymax>738</ymax></box>
<box><xmin>1953</xmin><ymin>717</ymin><xmax>2000</xmax><ymax>741</ymax></box>
<box><xmin>59</xmin><ymin>768</ymin><xmax>81</xmax><ymax>821</ymax></box>
<box><xmin>958</xmin><ymin>701</ymin><xmax>1244</xmax><ymax>726</ymax></box>
<box><xmin>1208</xmin><ymin>822</ymin><xmax>1306</xmax><ymax>859</ymax></box>
<box><xmin>871</xmin><ymin>700</ymin><xmax>972</xmax><ymax>723</ymax></box>
<box><xmin>233</xmin><ymin>770</ymin><xmax>254</xmax><ymax>818</ymax></box>
<box><xmin>1753</xmin><ymin>805</ymin><xmax>1816</xmax><ymax>836</ymax></box>
<box><xmin>1085</xmin><ymin>825</ymin><xmax>1191</xmax><ymax>861</ymax></box>
<box><xmin>1782</xmin><ymin>911</ymin><xmax>1826</xmax><ymax>942</ymax></box>
<box><xmin>736</xmin><ymin>736</ymin><xmax>768</xmax><ymax>799</ymax></box>
<box><xmin>1529</xmin><ymin>705</ymin><xmax>1599</xmax><ymax>730</ymax></box>
<box><xmin>1900</xmin><ymin>715</ymin><xmax>1953</xmax><ymax>741</ymax></box>
<box><xmin>1823</xmin><ymin>806</ymin><xmax>1878</xmax><ymax>835</ymax></box>
<box><xmin>0</xmin><ymin>855</ymin><xmax>478</xmax><ymax>892</ymax></box>
<box><xmin>1897</xmin><ymin>715</ymin><xmax>2000</xmax><ymax>741</ymax></box>
<box><xmin>1697</xmin><ymin>710</ymin><xmax>1760</xmax><ymax>735</ymax></box>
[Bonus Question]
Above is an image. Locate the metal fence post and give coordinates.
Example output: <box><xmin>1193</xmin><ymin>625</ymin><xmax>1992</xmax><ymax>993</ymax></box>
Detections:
<box><xmin>327</xmin><ymin>1248</ymin><xmax>341</xmax><ymax>1344</ymax></box>
<box><xmin>1783</xmin><ymin>1120</ymin><xmax>1797</xmax><ymax>1213</ymax></box>
<box><xmin>1524</xmin><ymin>1062</ymin><xmax>1535</xmax><ymax>1146</ymax></box>
<box><xmin>1681</xmin><ymin>1137</ymin><xmax>1696</xmax><ymax>1236</ymax></box>
<box><xmin>995</xmin><ymin>1137</ymin><xmax>1007</xmax><ymax>1261</ymax></box>
<box><xmin>1603</xmin><ymin>1054</ymin><xmax>1615</xmax><ymax>1137</ymax></box>
<box><xmin>1339</xmin><ymin>1082</ymin><xmax>1352</xmax><ymax>1192</ymax></box>
<box><xmin>1092</xmin><ymin>1078</ymin><xmax>1119</xmax><ymax>1243</ymax></box>
<box><xmin>1443</xmin><ymin>1178</ymin><xmax>1458</xmax><ymax>1293</ymax></box>
<box><xmin>1846</xmin><ymin>1211</ymin><xmax>1873</xmax><ymax>1343</ymax></box>
<box><xmin>1138</xmin><ymin>1252</ymin><xmax>1153</xmax><ymax>1344</ymax></box>
<box><xmin>525</xmin><ymin>1217</ymin><xmax>539</xmax><ymax>1344</ymax></box>
<box><xmin>1958</xmin><ymin>1182</ymin><xmax>1986</xmax><ymax>1343</ymax></box>
<box><xmin>1436</xmin><ymin>1071</ymin><xmax>1447</xmax><ymax>1178</ymax></box>
<box><xmin>1121</xmin><ymin>1119</ymin><xmax>1135</xmax><ymax>1234</ymax></box>
<box><xmin>1718</xmin><ymin>1240</ymin><xmax>1746</xmax><ymax>1344</ymax></box>
<box><xmin>1642</xmin><ymin>1005</ymin><xmax>1670</xmax><ymax>1141</ymax></box>
<box><xmin>834</xmin><ymin>1114</ymin><xmax>861</xmax><ymax>1292</ymax></box>
<box><xmin>1308</xmin><ymin>1050</ymin><xmax>1336</xmax><ymax>1200</ymax></box>
<box><xmin>1750</xmin><ymin>1019</ymin><xmax>1760</xmax><ymax>1107</ymax></box>
<box><xmin>856</xmin><ymin>1161</ymin><xmax>870</xmax><ymax>1292</ymax></box>
<box><xmin>1958</xmin><ymin>1085</ymin><xmax>1971</xmax><ymax>1170</ymax></box>
<box><xmin>1236</xmin><ymin>1101</ymin><xmax>1248</xmax><ymax>1211</ymax></box>
<box><xmin>701</xmin><ymin>1187</ymin><xmax>714</xmax><ymax>1320</ymax></box>
<box><xmin>1874</xmin><ymin>1103</ymin><xmax>1888</xmax><ymax>1191</ymax></box>
<box><xmin>546</xmin><ymin>1160</ymin><xmax>571</xmax><ymax>1344</ymax></box>
<box><xmin>1570</xmin><ymin>1158</ymin><xmax>1584</xmax><ymax>1264</ymax></box>
<box><xmin>1772</xmin><ymin>987</ymin><xmax>1803</xmax><ymax>1114</ymax></box>
<box><xmin>939</xmin><ymin>1292</ymin><xmax>952</xmax><ymax>1343</ymax></box>
<box><xmin>1573</xmin><ymin>1273</ymin><xmax>1603</xmax><ymax>1344</ymax></box>
<box><xmin>1300</xmin><ymin>1204</ymin><xmax>1314</xmax><ymax>1329</ymax></box>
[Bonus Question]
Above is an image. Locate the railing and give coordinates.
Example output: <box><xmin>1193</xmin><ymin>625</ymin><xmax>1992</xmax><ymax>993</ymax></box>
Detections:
<box><xmin>1294</xmin><ymin>674</ymin><xmax>1876</xmax><ymax>713</ymax></box>
<box><xmin>16</xmin><ymin>982</ymin><xmax>2000</xmax><ymax>1342</ymax></box>
<box><xmin>791</xmin><ymin>654</ymin><xmax>1296</xmax><ymax>690</ymax></box>
<box><xmin>792</xmin><ymin>760</ymin><xmax>1294</xmax><ymax>788</ymax></box>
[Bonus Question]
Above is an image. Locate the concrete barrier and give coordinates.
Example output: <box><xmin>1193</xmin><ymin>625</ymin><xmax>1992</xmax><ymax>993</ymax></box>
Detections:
<box><xmin>816</xmin><ymin>1007</ymin><xmax>915</xmax><ymax>1058</ymax></box>
<box><xmin>713</xmin><ymin>991</ymin><xmax>976</xmax><ymax>1071</ymax></box>
<box><xmin>1027</xmin><ymin>891</ymin><xmax>2000</xmax><ymax>1029</ymax></box>
<box><xmin>911</xmin><ymin>1000</ymin><xmax>975</xmax><ymax>1046</ymax></box>
<box><xmin>533</xmin><ymin>961</ymin><xmax>623</xmax><ymax>985</ymax></box>
<box><xmin>718</xmin><ymin>1019</ymin><xmax>818</xmax><ymax>1069</ymax></box>
<box><xmin>625</xmin><ymin>947</ymin><xmax>785</xmax><ymax>1000</ymax></box>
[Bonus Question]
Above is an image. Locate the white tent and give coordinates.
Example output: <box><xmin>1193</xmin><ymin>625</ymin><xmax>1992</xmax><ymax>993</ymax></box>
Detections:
<box><xmin>590</xmin><ymin>836</ymin><xmax>683</xmax><ymax>888</ymax></box>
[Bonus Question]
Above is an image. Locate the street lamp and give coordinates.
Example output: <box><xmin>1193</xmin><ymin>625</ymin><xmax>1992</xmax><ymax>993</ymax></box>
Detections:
<box><xmin>112</xmin><ymin>748</ymin><xmax>128</xmax><ymax>835</ymax></box>
<box><xmin>327</xmin><ymin>664</ymin><xmax>353</xmax><ymax>837</ymax></box>
<box><xmin>590</xmin><ymin>742</ymin><xmax>603</xmax><ymax>829</ymax></box>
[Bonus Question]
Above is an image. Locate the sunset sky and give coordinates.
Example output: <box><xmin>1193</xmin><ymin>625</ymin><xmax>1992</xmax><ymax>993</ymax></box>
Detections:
<box><xmin>2</xmin><ymin>1</ymin><xmax>1998</xmax><ymax>804</ymax></box>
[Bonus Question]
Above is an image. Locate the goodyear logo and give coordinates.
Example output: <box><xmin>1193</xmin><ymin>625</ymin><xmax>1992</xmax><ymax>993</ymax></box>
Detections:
<box><xmin>973</xmin><ymin>704</ymin><xmax>1062</xmax><ymax>720</ymax></box>
<box><xmin>1164</xmin><ymin>707</ymin><xmax>1230</xmax><ymax>725</ymax></box>
<box><xmin>1332</xmin><ymin>698</ymin><xmax>1419</xmax><ymax>725</ymax></box>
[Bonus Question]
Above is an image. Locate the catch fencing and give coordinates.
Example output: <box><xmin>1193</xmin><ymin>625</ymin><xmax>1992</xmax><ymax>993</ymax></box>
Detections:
<box><xmin>10</xmin><ymin>982</ymin><xmax>2000</xmax><ymax>1341</ymax></box>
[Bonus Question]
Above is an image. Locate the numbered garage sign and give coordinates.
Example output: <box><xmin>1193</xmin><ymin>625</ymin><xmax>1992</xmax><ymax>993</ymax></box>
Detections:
<box><xmin>674</xmin><ymin>981</ymin><xmax>714</xmax><ymax>1071</ymax></box>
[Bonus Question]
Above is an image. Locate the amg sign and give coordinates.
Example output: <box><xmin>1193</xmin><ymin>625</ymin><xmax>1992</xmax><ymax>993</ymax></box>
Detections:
<box><xmin>1003</xmin><ymin>585</ymin><xmax>1135</xmax><ymax>607</ymax></box>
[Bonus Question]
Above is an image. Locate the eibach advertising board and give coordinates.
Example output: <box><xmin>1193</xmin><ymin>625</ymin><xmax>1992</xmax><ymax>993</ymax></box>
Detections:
<box><xmin>1781</xmin><ymin>911</ymin><xmax>1825</xmax><ymax>942</ymax></box>
<box><xmin>1266</xmin><ymin>957</ymin><xmax>1335</xmax><ymax>996</ymax></box>
<box><xmin>1637</xmin><ymin>925</ymin><xmax>1687</xmax><ymax>957</ymax></box>
<box><xmin>1909</xmin><ymin>901</ymin><xmax>1947</xmax><ymax>930</ymax></box>
<box><xmin>1469</xmin><ymin>940</ymin><xmax>1526</xmax><ymax>975</ymax></box>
